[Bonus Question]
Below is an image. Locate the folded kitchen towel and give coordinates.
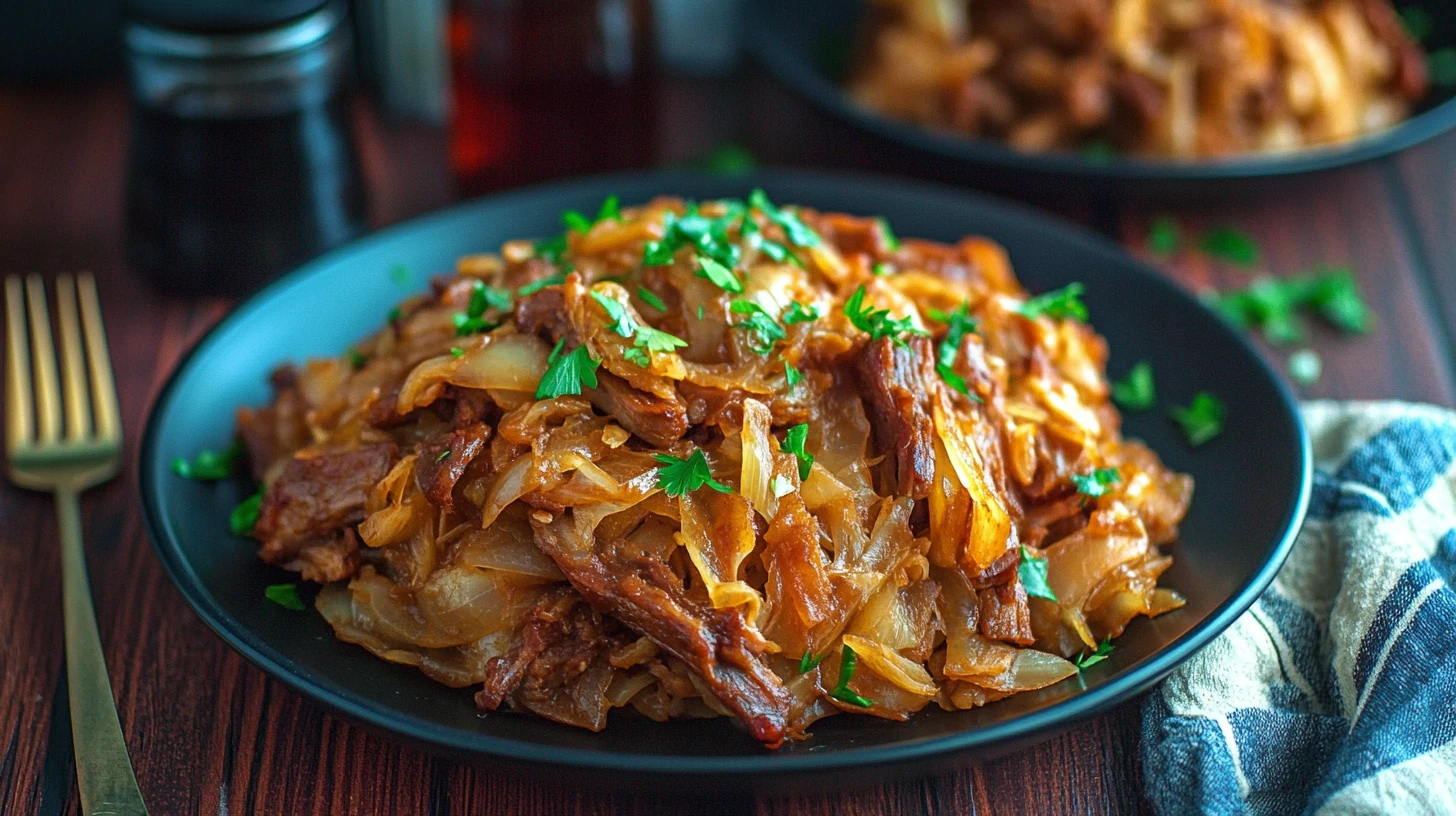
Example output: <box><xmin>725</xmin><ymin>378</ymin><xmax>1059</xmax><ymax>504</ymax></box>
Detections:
<box><xmin>1142</xmin><ymin>401</ymin><xmax>1456</xmax><ymax>816</ymax></box>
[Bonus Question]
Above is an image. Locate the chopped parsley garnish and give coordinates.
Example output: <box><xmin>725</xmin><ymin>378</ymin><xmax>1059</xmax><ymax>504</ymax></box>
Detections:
<box><xmin>1208</xmin><ymin>268</ymin><xmax>1368</xmax><ymax>344</ymax></box>
<box><xmin>1401</xmin><ymin>7</ymin><xmax>1433</xmax><ymax>42</ymax></box>
<box><xmin>387</xmin><ymin>306</ymin><xmax>403</xmax><ymax>322</ymax></box>
<box><xmin>535</xmin><ymin>339</ymin><xmax>601</xmax><ymax>399</ymax></box>
<box><xmin>772</xmin><ymin>474</ymin><xmax>796</xmax><ymax>498</ymax></box>
<box><xmin>643</xmin><ymin>204</ymin><xmax>744</xmax><ymax>271</ymax></box>
<box><xmin>1018</xmin><ymin>545</ymin><xmax>1058</xmax><ymax>603</ymax></box>
<box><xmin>1147</xmin><ymin>216</ymin><xmax>1182</xmax><ymax>257</ymax></box>
<box><xmin>843</xmin><ymin>285</ymin><xmax>926</xmax><ymax>343</ymax></box>
<box><xmin>1018</xmin><ymin>283</ymin><xmax>1088</xmax><ymax>322</ymax></box>
<box><xmin>436</xmin><ymin>448</ymin><xmax>452</xmax><ymax>462</ymax></box>
<box><xmin>1169</xmin><ymin>392</ymin><xmax>1226</xmax><ymax>447</ymax></box>
<box><xmin>453</xmin><ymin>313</ymin><xmax>494</xmax><ymax>337</ymax></box>
<box><xmin>591</xmin><ymin>291</ymin><xmax>688</xmax><ymax>356</ymax></box>
<box><xmin>1198</xmin><ymin>226</ymin><xmax>1261</xmax><ymax>268</ymax></box>
<box><xmin>696</xmin><ymin>256</ymin><xmax>744</xmax><ymax>293</ymax></box>
<box><xmin>389</xmin><ymin>264</ymin><xmax>411</xmax><ymax>285</ymax></box>
<box><xmin>454</xmin><ymin>280</ymin><xmax>508</xmax><ymax>336</ymax></box>
<box><xmin>784</xmin><ymin>361</ymin><xmax>803</xmax><ymax>387</ymax></box>
<box><xmin>1074</xmin><ymin>640</ymin><xmax>1114</xmax><ymax>671</ymax></box>
<box><xmin>749</xmin><ymin>189</ymin><xmax>821</xmax><ymax>248</ymax></box>
<box><xmin>1071</xmin><ymin>468</ymin><xmax>1121</xmax><ymax>498</ymax></box>
<box><xmin>828</xmin><ymin>644</ymin><xmax>874</xmax><ymax>707</ymax></box>
<box><xmin>1289</xmin><ymin>349</ymin><xmax>1322</xmax><ymax>386</ymax></box>
<box><xmin>265</xmin><ymin>583</ymin><xmax>306</xmax><ymax>611</ymax></box>
<box><xmin>654</xmin><ymin>448</ymin><xmax>733</xmax><ymax>497</ymax></box>
<box><xmin>799</xmin><ymin>650</ymin><xmax>826</xmax><ymax>673</ymax></box>
<box><xmin>534</xmin><ymin>233</ymin><xmax>569</xmax><ymax>264</ymax></box>
<box><xmin>623</xmin><ymin>347</ymin><xmax>650</xmax><ymax>367</ymax></box>
<box><xmin>172</xmin><ymin>441</ymin><xmax>241</xmax><ymax>481</ymax></box>
<box><xmin>697</xmin><ymin>305</ymin><xmax>705</xmax><ymax>320</ymax></box>
<box><xmin>230</xmin><ymin>488</ymin><xmax>263</xmax><ymax>536</ymax></box>
<box><xmin>636</xmin><ymin>325</ymin><xmax>689</xmax><ymax>353</ymax></box>
<box><xmin>563</xmin><ymin>210</ymin><xmax>593</xmax><ymax>234</ymax></box>
<box><xmin>730</xmin><ymin>300</ymin><xmax>786</xmax><ymax>354</ymax></box>
<box><xmin>876</xmin><ymin>217</ymin><xmax>901</xmax><ymax>251</ymax></box>
<box><xmin>450</xmin><ymin>346</ymin><xmax>465</xmax><ymax>358</ymax></box>
<box><xmin>929</xmin><ymin>303</ymin><xmax>979</xmax><ymax>398</ymax></box>
<box><xmin>518</xmin><ymin>272</ymin><xmax>566</xmax><ymax>297</ymax></box>
<box><xmin>782</xmin><ymin>423</ymin><xmax>814</xmax><ymax>481</ymax></box>
<box><xmin>637</xmin><ymin>286</ymin><xmax>667</xmax><ymax>312</ymax></box>
<box><xmin>348</xmin><ymin>350</ymin><xmax>368</xmax><ymax>369</ymax></box>
<box><xmin>597</xmin><ymin>194</ymin><xmax>622</xmax><ymax>222</ymax></box>
<box><xmin>563</xmin><ymin>195</ymin><xmax>623</xmax><ymax>234</ymax></box>
<box><xmin>592</xmin><ymin>291</ymin><xmax>637</xmax><ymax>337</ymax></box>
<box><xmin>1111</xmin><ymin>361</ymin><xmax>1156</xmax><ymax>411</ymax></box>
<box><xmin>872</xmin><ymin>262</ymin><xmax>892</xmax><ymax>276</ymax></box>
<box><xmin>1430</xmin><ymin>48</ymin><xmax>1456</xmax><ymax>88</ymax></box>
<box><xmin>782</xmin><ymin>301</ymin><xmax>821</xmax><ymax>324</ymax></box>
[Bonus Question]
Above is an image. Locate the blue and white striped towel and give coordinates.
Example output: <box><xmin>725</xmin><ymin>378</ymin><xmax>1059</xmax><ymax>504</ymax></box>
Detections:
<box><xmin>1143</xmin><ymin>401</ymin><xmax>1456</xmax><ymax>816</ymax></box>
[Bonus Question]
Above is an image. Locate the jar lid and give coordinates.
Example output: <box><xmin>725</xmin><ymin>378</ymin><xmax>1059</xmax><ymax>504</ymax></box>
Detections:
<box><xmin>126</xmin><ymin>0</ymin><xmax>329</xmax><ymax>33</ymax></box>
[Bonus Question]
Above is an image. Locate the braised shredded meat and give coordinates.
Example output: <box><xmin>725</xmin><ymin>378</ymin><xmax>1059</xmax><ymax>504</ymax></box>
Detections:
<box><xmin>234</xmin><ymin>194</ymin><xmax>1192</xmax><ymax>746</ymax></box>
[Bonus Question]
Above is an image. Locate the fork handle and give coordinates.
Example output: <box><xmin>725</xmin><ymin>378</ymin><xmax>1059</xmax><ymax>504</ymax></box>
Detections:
<box><xmin>57</xmin><ymin>488</ymin><xmax>149</xmax><ymax>815</ymax></box>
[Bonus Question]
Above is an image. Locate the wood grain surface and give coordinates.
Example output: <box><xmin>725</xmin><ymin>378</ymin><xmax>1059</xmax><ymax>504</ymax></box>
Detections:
<box><xmin>1</xmin><ymin>74</ymin><xmax>1453</xmax><ymax>816</ymax></box>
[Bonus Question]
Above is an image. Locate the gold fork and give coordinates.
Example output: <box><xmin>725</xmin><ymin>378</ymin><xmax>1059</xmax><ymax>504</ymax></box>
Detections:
<box><xmin>5</xmin><ymin>274</ymin><xmax>149</xmax><ymax>816</ymax></box>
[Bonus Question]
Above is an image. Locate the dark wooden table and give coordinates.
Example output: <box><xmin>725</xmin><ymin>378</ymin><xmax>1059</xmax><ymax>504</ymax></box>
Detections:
<box><xmin>2</xmin><ymin>71</ymin><xmax>1454</xmax><ymax>816</ymax></box>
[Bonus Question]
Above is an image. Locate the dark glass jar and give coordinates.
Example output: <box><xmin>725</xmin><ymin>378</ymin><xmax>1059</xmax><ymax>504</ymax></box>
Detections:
<box><xmin>124</xmin><ymin>1</ymin><xmax>367</xmax><ymax>295</ymax></box>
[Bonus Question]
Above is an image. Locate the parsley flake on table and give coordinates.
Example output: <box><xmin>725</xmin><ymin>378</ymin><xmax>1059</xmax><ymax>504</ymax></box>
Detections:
<box><xmin>1071</xmin><ymin>467</ymin><xmax>1121</xmax><ymax>498</ymax></box>
<box><xmin>799</xmin><ymin>650</ymin><xmax>826</xmax><ymax>673</ymax></box>
<box><xmin>929</xmin><ymin>302</ymin><xmax>980</xmax><ymax>398</ymax></box>
<box><xmin>654</xmin><ymin>448</ymin><xmax>733</xmax><ymax>497</ymax></box>
<box><xmin>783</xmin><ymin>301</ymin><xmax>820</xmax><ymax>324</ymax></box>
<box><xmin>1208</xmin><ymin>267</ymin><xmax>1369</xmax><ymax>343</ymax></box>
<box><xmin>535</xmin><ymin>339</ymin><xmax>601</xmax><ymax>399</ymax></box>
<box><xmin>696</xmin><ymin>256</ymin><xmax>744</xmax><ymax>293</ymax></box>
<box><xmin>784</xmin><ymin>361</ymin><xmax>803</xmax><ymax>387</ymax></box>
<box><xmin>730</xmin><ymin>300</ymin><xmax>786</xmax><ymax>354</ymax></box>
<box><xmin>172</xmin><ymin>441</ymin><xmax>241</xmax><ymax>481</ymax></box>
<box><xmin>230</xmin><ymin>488</ymin><xmax>264</xmax><ymax>536</ymax></box>
<box><xmin>1198</xmin><ymin>226</ymin><xmax>1261</xmax><ymax>268</ymax></box>
<box><xmin>1074</xmin><ymin>640</ymin><xmax>1114</xmax><ymax>671</ymax></box>
<box><xmin>1289</xmin><ymin>349</ymin><xmax>1322</xmax><ymax>386</ymax></box>
<box><xmin>843</xmin><ymin>284</ymin><xmax>926</xmax><ymax>343</ymax></box>
<box><xmin>1111</xmin><ymin>361</ymin><xmax>1156</xmax><ymax>411</ymax></box>
<box><xmin>782</xmin><ymin>423</ymin><xmax>814</xmax><ymax>481</ymax></box>
<box><xmin>518</xmin><ymin>272</ymin><xmax>566</xmax><ymax>297</ymax></box>
<box><xmin>1018</xmin><ymin>545</ymin><xmax>1058</xmax><ymax>603</ymax></box>
<box><xmin>1169</xmin><ymin>392</ymin><xmax>1226</xmax><ymax>447</ymax></box>
<box><xmin>265</xmin><ymin>583</ymin><xmax>306</xmax><ymax>611</ymax></box>
<box><xmin>829</xmin><ymin>644</ymin><xmax>874</xmax><ymax>707</ymax></box>
<box><xmin>637</xmin><ymin>286</ymin><xmax>667</xmax><ymax>312</ymax></box>
<box><xmin>749</xmin><ymin>189</ymin><xmax>821</xmax><ymax>248</ymax></box>
<box><xmin>1147</xmin><ymin>216</ymin><xmax>1182</xmax><ymax>257</ymax></box>
<box><xmin>1017</xmin><ymin>283</ymin><xmax>1088</xmax><ymax>322</ymax></box>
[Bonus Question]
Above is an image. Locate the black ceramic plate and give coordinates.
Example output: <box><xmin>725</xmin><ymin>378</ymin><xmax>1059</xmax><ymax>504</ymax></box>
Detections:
<box><xmin>140</xmin><ymin>171</ymin><xmax>1310</xmax><ymax>793</ymax></box>
<box><xmin>747</xmin><ymin>0</ymin><xmax>1456</xmax><ymax>185</ymax></box>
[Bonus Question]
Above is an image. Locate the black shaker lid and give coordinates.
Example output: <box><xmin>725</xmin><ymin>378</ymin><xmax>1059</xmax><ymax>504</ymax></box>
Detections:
<box><xmin>126</xmin><ymin>0</ymin><xmax>330</xmax><ymax>33</ymax></box>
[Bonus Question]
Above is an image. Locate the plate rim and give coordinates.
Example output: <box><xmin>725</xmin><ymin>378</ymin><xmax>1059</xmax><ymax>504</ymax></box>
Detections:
<box><xmin>139</xmin><ymin>168</ymin><xmax>1312</xmax><ymax>776</ymax></box>
<box><xmin>744</xmin><ymin>0</ymin><xmax>1456</xmax><ymax>181</ymax></box>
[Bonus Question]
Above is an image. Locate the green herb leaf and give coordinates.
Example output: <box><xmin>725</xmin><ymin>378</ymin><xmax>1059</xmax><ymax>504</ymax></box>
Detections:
<box><xmin>876</xmin><ymin>217</ymin><xmax>901</xmax><ymax>252</ymax></box>
<box><xmin>843</xmin><ymin>284</ymin><xmax>927</xmax><ymax>343</ymax></box>
<box><xmin>1018</xmin><ymin>283</ymin><xmax>1088</xmax><ymax>322</ymax></box>
<box><xmin>1208</xmin><ymin>268</ymin><xmax>1368</xmax><ymax>343</ymax></box>
<box><xmin>623</xmin><ymin>347</ymin><xmax>650</xmax><ymax>367</ymax></box>
<box><xmin>1289</xmin><ymin>349</ymin><xmax>1322</xmax><ymax>386</ymax></box>
<box><xmin>1071</xmin><ymin>467</ymin><xmax>1121</xmax><ymax>498</ymax></box>
<box><xmin>637</xmin><ymin>286</ymin><xmax>668</xmax><ymax>312</ymax></box>
<box><xmin>782</xmin><ymin>301</ymin><xmax>821</xmax><ymax>324</ymax></box>
<box><xmin>1198</xmin><ymin>226</ymin><xmax>1261</xmax><ymax>268</ymax></box>
<box><xmin>591</xmin><ymin>291</ymin><xmax>637</xmax><ymax>338</ymax></box>
<box><xmin>1401</xmin><ymin>7</ymin><xmax>1433</xmax><ymax>42</ymax></box>
<box><xmin>450</xmin><ymin>346</ymin><xmax>465</xmax><ymax>358</ymax></box>
<box><xmin>1169</xmin><ymin>392</ymin><xmax>1226</xmax><ymax>447</ymax></box>
<box><xmin>654</xmin><ymin>449</ymin><xmax>733</xmax><ymax>497</ymax></box>
<box><xmin>534</xmin><ymin>234</ymin><xmax>569</xmax><ymax>264</ymax></box>
<box><xmin>518</xmin><ymin>272</ymin><xmax>566</xmax><ymax>297</ymax></box>
<box><xmin>828</xmin><ymin>644</ymin><xmax>874</xmax><ymax>707</ymax></box>
<box><xmin>230</xmin><ymin>488</ymin><xmax>264</xmax><ymax>536</ymax></box>
<box><xmin>784</xmin><ymin>361</ymin><xmax>803</xmax><ymax>387</ymax></box>
<box><xmin>535</xmin><ymin>339</ymin><xmax>601</xmax><ymax>399</ymax></box>
<box><xmin>931</xmin><ymin>302</ymin><xmax>979</xmax><ymax>397</ymax></box>
<box><xmin>1111</xmin><ymin>361</ymin><xmax>1156</xmax><ymax>411</ymax></box>
<box><xmin>783</xmin><ymin>423</ymin><xmax>814</xmax><ymax>481</ymax></box>
<box><xmin>635</xmin><ymin>325</ymin><xmax>689</xmax><ymax>354</ymax></box>
<box><xmin>265</xmin><ymin>583</ymin><xmax>306</xmax><ymax>611</ymax></box>
<box><xmin>1305</xmin><ymin>267</ymin><xmax>1369</xmax><ymax>334</ymax></box>
<box><xmin>388</xmin><ymin>306</ymin><xmax>403</xmax><ymax>322</ymax></box>
<box><xmin>772</xmin><ymin>474</ymin><xmax>796</xmax><ymax>498</ymax></box>
<box><xmin>436</xmin><ymin>448</ymin><xmax>452</xmax><ymax>463</ymax></box>
<box><xmin>1018</xmin><ymin>545</ymin><xmax>1058</xmax><ymax>603</ymax></box>
<box><xmin>452</xmin><ymin>312</ymin><xmax>495</xmax><ymax>337</ymax></box>
<box><xmin>348</xmin><ymin>349</ymin><xmax>368</xmax><ymax>370</ymax></box>
<box><xmin>1074</xmin><ymin>639</ymin><xmax>1114</xmax><ymax>671</ymax></box>
<box><xmin>1430</xmin><ymin>47</ymin><xmax>1456</xmax><ymax>87</ymax></box>
<box><xmin>696</xmin><ymin>256</ymin><xmax>744</xmax><ymax>293</ymax></box>
<box><xmin>872</xmin><ymin>262</ymin><xmax>893</xmax><ymax>277</ymax></box>
<box><xmin>597</xmin><ymin>194</ymin><xmax>622</xmax><ymax>223</ymax></box>
<box><xmin>389</xmin><ymin>264</ymin><xmax>411</xmax><ymax>285</ymax></box>
<box><xmin>642</xmin><ymin>239</ymin><xmax>678</xmax><ymax>267</ymax></box>
<box><xmin>563</xmin><ymin>210</ymin><xmax>593</xmax><ymax>234</ymax></box>
<box><xmin>799</xmin><ymin>650</ymin><xmax>826</xmax><ymax>673</ymax></box>
<box><xmin>466</xmin><ymin>280</ymin><xmax>512</xmax><ymax>317</ymax></box>
<box><xmin>1147</xmin><ymin>216</ymin><xmax>1182</xmax><ymax>257</ymax></box>
<box><xmin>730</xmin><ymin>300</ymin><xmax>786</xmax><ymax>355</ymax></box>
<box><xmin>172</xmin><ymin>441</ymin><xmax>241</xmax><ymax>481</ymax></box>
<box><xmin>749</xmin><ymin>189</ymin><xmax>821</xmax><ymax>248</ymax></box>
